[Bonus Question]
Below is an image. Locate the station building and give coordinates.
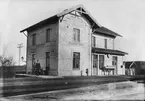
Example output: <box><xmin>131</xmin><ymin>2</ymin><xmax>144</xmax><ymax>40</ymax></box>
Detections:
<box><xmin>20</xmin><ymin>5</ymin><xmax>128</xmax><ymax>76</ymax></box>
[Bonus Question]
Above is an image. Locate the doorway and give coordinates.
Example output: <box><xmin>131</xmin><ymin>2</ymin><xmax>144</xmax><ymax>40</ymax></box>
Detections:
<box><xmin>93</xmin><ymin>54</ymin><xmax>98</xmax><ymax>75</ymax></box>
<box><xmin>99</xmin><ymin>55</ymin><xmax>105</xmax><ymax>75</ymax></box>
<box><xmin>32</xmin><ymin>54</ymin><xmax>36</xmax><ymax>74</ymax></box>
<box><xmin>46</xmin><ymin>52</ymin><xmax>50</xmax><ymax>75</ymax></box>
<box><xmin>113</xmin><ymin>56</ymin><xmax>118</xmax><ymax>75</ymax></box>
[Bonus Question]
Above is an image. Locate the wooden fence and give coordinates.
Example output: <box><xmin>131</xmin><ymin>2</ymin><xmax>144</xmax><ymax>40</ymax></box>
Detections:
<box><xmin>0</xmin><ymin>65</ymin><xmax>26</xmax><ymax>78</ymax></box>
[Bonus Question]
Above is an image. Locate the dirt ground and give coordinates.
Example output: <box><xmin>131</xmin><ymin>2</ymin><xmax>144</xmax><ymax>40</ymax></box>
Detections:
<box><xmin>0</xmin><ymin>81</ymin><xmax>144</xmax><ymax>101</ymax></box>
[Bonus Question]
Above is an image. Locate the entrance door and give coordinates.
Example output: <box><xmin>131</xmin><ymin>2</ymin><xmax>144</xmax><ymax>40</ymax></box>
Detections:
<box><xmin>99</xmin><ymin>55</ymin><xmax>105</xmax><ymax>75</ymax></box>
<box><xmin>93</xmin><ymin>55</ymin><xmax>98</xmax><ymax>75</ymax></box>
<box><xmin>113</xmin><ymin>56</ymin><xmax>118</xmax><ymax>75</ymax></box>
<box><xmin>32</xmin><ymin>54</ymin><xmax>36</xmax><ymax>74</ymax></box>
<box><xmin>46</xmin><ymin>52</ymin><xmax>50</xmax><ymax>75</ymax></box>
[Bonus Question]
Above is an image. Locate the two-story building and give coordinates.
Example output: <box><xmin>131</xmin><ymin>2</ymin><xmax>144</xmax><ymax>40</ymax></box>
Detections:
<box><xmin>20</xmin><ymin>5</ymin><xmax>128</xmax><ymax>76</ymax></box>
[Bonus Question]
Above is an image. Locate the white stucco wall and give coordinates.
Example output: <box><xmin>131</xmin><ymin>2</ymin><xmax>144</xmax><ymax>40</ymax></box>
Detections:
<box><xmin>27</xmin><ymin>22</ymin><xmax>59</xmax><ymax>75</ymax></box>
<box><xmin>58</xmin><ymin>12</ymin><xmax>92</xmax><ymax>76</ymax></box>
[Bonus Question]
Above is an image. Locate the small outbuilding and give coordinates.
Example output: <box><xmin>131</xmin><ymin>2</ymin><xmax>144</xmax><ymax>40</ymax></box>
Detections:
<box><xmin>125</xmin><ymin>61</ymin><xmax>145</xmax><ymax>75</ymax></box>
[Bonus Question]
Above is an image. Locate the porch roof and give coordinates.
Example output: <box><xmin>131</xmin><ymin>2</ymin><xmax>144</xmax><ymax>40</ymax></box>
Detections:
<box><xmin>93</xmin><ymin>27</ymin><xmax>122</xmax><ymax>38</ymax></box>
<box><xmin>92</xmin><ymin>47</ymin><xmax>128</xmax><ymax>56</ymax></box>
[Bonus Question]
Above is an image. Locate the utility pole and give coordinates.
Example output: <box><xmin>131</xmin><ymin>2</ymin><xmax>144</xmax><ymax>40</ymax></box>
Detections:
<box><xmin>17</xmin><ymin>43</ymin><xmax>23</xmax><ymax>66</ymax></box>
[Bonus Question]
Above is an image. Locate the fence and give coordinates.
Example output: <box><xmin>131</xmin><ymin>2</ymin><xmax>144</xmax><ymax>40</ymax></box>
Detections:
<box><xmin>15</xmin><ymin>65</ymin><xmax>26</xmax><ymax>74</ymax></box>
<box><xmin>0</xmin><ymin>65</ymin><xmax>26</xmax><ymax>78</ymax></box>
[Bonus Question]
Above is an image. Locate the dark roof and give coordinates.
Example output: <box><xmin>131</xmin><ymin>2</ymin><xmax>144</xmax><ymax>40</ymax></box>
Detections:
<box><xmin>20</xmin><ymin>15</ymin><xmax>58</xmax><ymax>33</ymax></box>
<box><xmin>20</xmin><ymin>5</ymin><xmax>100</xmax><ymax>33</ymax></box>
<box><xmin>94</xmin><ymin>27</ymin><xmax>122</xmax><ymax>37</ymax></box>
<box><xmin>92</xmin><ymin>47</ymin><xmax>128</xmax><ymax>56</ymax></box>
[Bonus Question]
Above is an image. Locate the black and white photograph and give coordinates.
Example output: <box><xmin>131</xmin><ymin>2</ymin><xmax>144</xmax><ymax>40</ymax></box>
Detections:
<box><xmin>0</xmin><ymin>0</ymin><xmax>145</xmax><ymax>100</ymax></box>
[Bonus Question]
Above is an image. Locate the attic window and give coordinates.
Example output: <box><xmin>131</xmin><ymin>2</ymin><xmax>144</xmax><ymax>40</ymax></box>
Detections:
<box><xmin>73</xmin><ymin>28</ymin><xmax>80</xmax><ymax>42</ymax></box>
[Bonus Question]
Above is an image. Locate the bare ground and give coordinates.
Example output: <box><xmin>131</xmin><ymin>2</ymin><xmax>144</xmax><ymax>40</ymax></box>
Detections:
<box><xmin>1</xmin><ymin>81</ymin><xmax>144</xmax><ymax>101</ymax></box>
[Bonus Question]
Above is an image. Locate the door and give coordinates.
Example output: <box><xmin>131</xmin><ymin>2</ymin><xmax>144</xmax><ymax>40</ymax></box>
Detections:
<box><xmin>93</xmin><ymin>55</ymin><xmax>98</xmax><ymax>75</ymax></box>
<box><xmin>46</xmin><ymin>52</ymin><xmax>50</xmax><ymax>75</ymax></box>
<box><xmin>113</xmin><ymin>56</ymin><xmax>118</xmax><ymax>75</ymax></box>
<box><xmin>32</xmin><ymin>54</ymin><xmax>36</xmax><ymax>74</ymax></box>
<box><xmin>99</xmin><ymin>55</ymin><xmax>105</xmax><ymax>75</ymax></box>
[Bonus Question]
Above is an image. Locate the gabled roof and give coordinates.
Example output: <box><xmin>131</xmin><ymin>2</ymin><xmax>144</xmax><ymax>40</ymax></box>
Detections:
<box><xmin>57</xmin><ymin>4</ymin><xmax>101</xmax><ymax>28</ymax></box>
<box><xmin>20</xmin><ymin>4</ymin><xmax>100</xmax><ymax>33</ymax></box>
<box><xmin>20</xmin><ymin>5</ymin><xmax>122</xmax><ymax>38</ymax></box>
<box><xmin>20</xmin><ymin>15</ymin><xmax>58</xmax><ymax>33</ymax></box>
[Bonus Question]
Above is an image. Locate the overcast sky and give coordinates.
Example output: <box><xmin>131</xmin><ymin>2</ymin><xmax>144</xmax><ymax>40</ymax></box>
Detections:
<box><xmin>0</xmin><ymin>0</ymin><xmax>145</xmax><ymax>65</ymax></box>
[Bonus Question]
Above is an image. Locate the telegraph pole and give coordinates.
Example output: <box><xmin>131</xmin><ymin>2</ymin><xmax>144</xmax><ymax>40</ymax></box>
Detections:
<box><xmin>17</xmin><ymin>43</ymin><xmax>23</xmax><ymax>65</ymax></box>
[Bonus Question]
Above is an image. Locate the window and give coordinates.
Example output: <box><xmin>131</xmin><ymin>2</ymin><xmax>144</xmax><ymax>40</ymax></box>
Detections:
<box><xmin>99</xmin><ymin>55</ymin><xmax>104</xmax><ymax>69</ymax></box>
<box><xmin>92</xmin><ymin>36</ymin><xmax>96</xmax><ymax>47</ymax></box>
<box><xmin>46</xmin><ymin>29</ymin><xmax>51</xmax><ymax>42</ymax></box>
<box><xmin>73</xmin><ymin>28</ymin><xmax>80</xmax><ymax>42</ymax></box>
<box><xmin>73</xmin><ymin>52</ymin><xmax>80</xmax><ymax>69</ymax></box>
<box><xmin>32</xmin><ymin>34</ymin><xmax>36</xmax><ymax>45</ymax></box>
<box><xmin>112</xmin><ymin>56</ymin><xmax>117</xmax><ymax>66</ymax></box>
<box><xmin>105</xmin><ymin>39</ymin><xmax>107</xmax><ymax>49</ymax></box>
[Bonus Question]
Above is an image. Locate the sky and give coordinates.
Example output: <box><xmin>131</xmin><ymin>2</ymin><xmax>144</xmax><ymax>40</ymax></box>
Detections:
<box><xmin>0</xmin><ymin>0</ymin><xmax>145</xmax><ymax>65</ymax></box>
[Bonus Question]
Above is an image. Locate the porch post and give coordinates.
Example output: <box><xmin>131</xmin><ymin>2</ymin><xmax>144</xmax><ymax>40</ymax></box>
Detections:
<box><xmin>98</xmin><ymin>54</ymin><xmax>99</xmax><ymax>75</ymax></box>
<box><xmin>91</xmin><ymin>54</ymin><xmax>93</xmax><ymax>76</ymax></box>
